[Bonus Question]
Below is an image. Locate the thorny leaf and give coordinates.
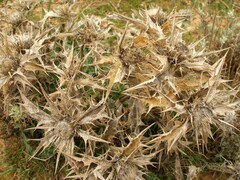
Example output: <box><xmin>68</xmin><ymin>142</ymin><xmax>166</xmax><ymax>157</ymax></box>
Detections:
<box><xmin>128</xmin><ymin>99</ymin><xmax>146</xmax><ymax>131</ymax></box>
<box><xmin>204</xmin><ymin>52</ymin><xmax>228</xmax><ymax>103</ymax></box>
<box><xmin>78</xmin><ymin>130</ymin><xmax>109</xmax><ymax>148</ymax></box>
<box><xmin>95</xmin><ymin>56</ymin><xmax>124</xmax><ymax>101</ymax></box>
<box><xmin>176</xmin><ymin>72</ymin><xmax>210</xmax><ymax>91</ymax></box>
<box><xmin>23</xmin><ymin>61</ymin><xmax>46</xmax><ymax>72</ymax></box>
<box><xmin>124</xmin><ymin>76</ymin><xmax>156</xmax><ymax>93</ymax></box>
<box><xmin>102</xmin><ymin>116</ymin><xmax>119</xmax><ymax>141</ymax></box>
<box><xmin>175</xmin><ymin>152</ymin><xmax>184</xmax><ymax>180</ymax></box>
<box><xmin>1</xmin><ymin>3</ymin><xmax>239</xmax><ymax>179</ymax></box>
<box><xmin>75</xmin><ymin>78</ymin><xmax>106</xmax><ymax>90</ymax></box>
<box><xmin>122</xmin><ymin>124</ymin><xmax>154</xmax><ymax>158</ymax></box>
<box><xmin>57</xmin><ymin>47</ymin><xmax>93</xmax><ymax>87</ymax></box>
<box><xmin>0</xmin><ymin>76</ymin><xmax>10</xmax><ymax>92</ymax></box>
<box><xmin>20</xmin><ymin>92</ymin><xmax>54</xmax><ymax>124</ymax></box>
<box><xmin>139</xmin><ymin>95</ymin><xmax>173</xmax><ymax>111</ymax></box>
<box><xmin>40</xmin><ymin>11</ymin><xmax>60</xmax><ymax>29</ymax></box>
<box><xmin>133</xmin><ymin>34</ymin><xmax>152</xmax><ymax>48</ymax></box>
<box><xmin>74</xmin><ymin>100</ymin><xmax>107</xmax><ymax>126</ymax></box>
<box><xmin>13</xmin><ymin>70</ymin><xmax>40</xmax><ymax>93</ymax></box>
<box><xmin>149</xmin><ymin>120</ymin><xmax>189</xmax><ymax>152</ymax></box>
<box><xmin>65</xmin><ymin>44</ymin><xmax>74</xmax><ymax>70</ymax></box>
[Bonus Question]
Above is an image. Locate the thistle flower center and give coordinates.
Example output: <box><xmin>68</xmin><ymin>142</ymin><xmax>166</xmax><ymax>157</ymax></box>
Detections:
<box><xmin>55</xmin><ymin>121</ymin><xmax>73</xmax><ymax>140</ymax></box>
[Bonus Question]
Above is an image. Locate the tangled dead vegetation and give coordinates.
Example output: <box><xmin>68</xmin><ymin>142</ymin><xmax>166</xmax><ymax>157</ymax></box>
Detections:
<box><xmin>0</xmin><ymin>1</ymin><xmax>240</xmax><ymax>179</ymax></box>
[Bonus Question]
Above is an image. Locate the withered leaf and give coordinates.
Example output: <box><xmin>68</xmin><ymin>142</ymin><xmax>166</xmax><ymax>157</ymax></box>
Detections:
<box><xmin>102</xmin><ymin>117</ymin><xmax>119</xmax><ymax>141</ymax></box>
<box><xmin>133</xmin><ymin>35</ymin><xmax>151</xmax><ymax>48</ymax></box>
<box><xmin>176</xmin><ymin>72</ymin><xmax>210</xmax><ymax>91</ymax></box>
<box><xmin>141</xmin><ymin>96</ymin><xmax>170</xmax><ymax>111</ymax></box>
<box><xmin>20</xmin><ymin>92</ymin><xmax>54</xmax><ymax>123</ymax></box>
<box><xmin>175</xmin><ymin>152</ymin><xmax>184</xmax><ymax>180</ymax></box>
<box><xmin>149</xmin><ymin>120</ymin><xmax>189</xmax><ymax>152</ymax></box>
<box><xmin>40</xmin><ymin>11</ymin><xmax>60</xmax><ymax>28</ymax></box>
<box><xmin>65</xmin><ymin>44</ymin><xmax>74</xmax><ymax>70</ymax></box>
<box><xmin>104</xmin><ymin>56</ymin><xmax>124</xmax><ymax>101</ymax></box>
<box><xmin>74</xmin><ymin>100</ymin><xmax>107</xmax><ymax>126</ymax></box>
<box><xmin>23</xmin><ymin>61</ymin><xmax>46</xmax><ymax>72</ymax></box>
<box><xmin>78</xmin><ymin>130</ymin><xmax>109</xmax><ymax>147</ymax></box>
<box><xmin>0</xmin><ymin>76</ymin><xmax>10</xmax><ymax>90</ymax></box>
<box><xmin>75</xmin><ymin>78</ymin><xmax>106</xmax><ymax>90</ymax></box>
<box><xmin>122</xmin><ymin>124</ymin><xmax>154</xmax><ymax>157</ymax></box>
<box><xmin>13</xmin><ymin>69</ymin><xmax>41</xmax><ymax>93</ymax></box>
<box><xmin>124</xmin><ymin>76</ymin><xmax>156</xmax><ymax>92</ymax></box>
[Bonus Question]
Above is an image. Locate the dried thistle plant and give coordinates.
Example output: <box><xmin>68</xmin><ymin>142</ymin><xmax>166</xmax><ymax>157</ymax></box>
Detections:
<box><xmin>0</xmin><ymin>30</ymin><xmax>52</xmax><ymax>101</ymax></box>
<box><xmin>66</xmin><ymin>125</ymin><xmax>155</xmax><ymax>179</ymax></box>
<box><xmin>0</xmin><ymin>1</ymin><xmax>239</xmax><ymax>179</ymax></box>
<box><xmin>21</xmin><ymin>86</ymin><xmax>109</xmax><ymax>172</ymax></box>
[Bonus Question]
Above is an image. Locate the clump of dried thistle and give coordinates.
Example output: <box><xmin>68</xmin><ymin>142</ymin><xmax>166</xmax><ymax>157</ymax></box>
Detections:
<box><xmin>0</xmin><ymin>1</ymin><xmax>239</xmax><ymax>179</ymax></box>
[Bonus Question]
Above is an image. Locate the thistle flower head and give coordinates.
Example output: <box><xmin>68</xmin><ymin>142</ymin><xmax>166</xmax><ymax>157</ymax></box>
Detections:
<box><xmin>8</xmin><ymin>33</ymin><xmax>34</xmax><ymax>54</ymax></box>
<box><xmin>9</xmin><ymin>12</ymin><xmax>24</xmax><ymax>27</ymax></box>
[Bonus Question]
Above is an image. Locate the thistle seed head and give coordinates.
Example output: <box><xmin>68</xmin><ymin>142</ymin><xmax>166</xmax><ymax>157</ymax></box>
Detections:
<box><xmin>9</xmin><ymin>33</ymin><xmax>33</xmax><ymax>54</ymax></box>
<box><xmin>9</xmin><ymin>12</ymin><xmax>23</xmax><ymax>26</ymax></box>
<box><xmin>55</xmin><ymin>121</ymin><xmax>73</xmax><ymax>140</ymax></box>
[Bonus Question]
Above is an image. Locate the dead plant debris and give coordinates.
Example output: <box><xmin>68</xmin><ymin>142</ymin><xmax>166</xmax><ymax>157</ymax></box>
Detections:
<box><xmin>0</xmin><ymin>0</ymin><xmax>240</xmax><ymax>179</ymax></box>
